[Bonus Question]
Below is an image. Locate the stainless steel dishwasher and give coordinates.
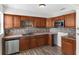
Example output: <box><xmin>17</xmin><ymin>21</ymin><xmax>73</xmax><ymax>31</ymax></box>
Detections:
<box><xmin>5</xmin><ymin>39</ymin><xmax>19</xmax><ymax>55</ymax></box>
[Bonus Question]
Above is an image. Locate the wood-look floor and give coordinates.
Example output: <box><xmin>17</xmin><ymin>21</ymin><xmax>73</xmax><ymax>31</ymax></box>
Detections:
<box><xmin>18</xmin><ymin>46</ymin><xmax>63</xmax><ymax>55</ymax></box>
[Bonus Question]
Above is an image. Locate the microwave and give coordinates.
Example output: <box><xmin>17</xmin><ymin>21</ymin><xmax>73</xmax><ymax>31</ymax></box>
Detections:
<box><xmin>54</xmin><ymin>20</ymin><xmax>64</xmax><ymax>28</ymax></box>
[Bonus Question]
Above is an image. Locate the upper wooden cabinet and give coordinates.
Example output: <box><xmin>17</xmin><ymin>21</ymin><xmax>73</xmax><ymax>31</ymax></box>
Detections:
<box><xmin>46</xmin><ymin>13</ymin><xmax>76</xmax><ymax>28</ymax></box>
<box><xmin>33</xmin><ymin>17</ymin><xmax>46</xmax><ymax>28</ymax></box>
<box><xmin>65</xmin><ymin>13</ymin><xmax>76</xmax><ymax>28</ymax></box>
<box><xmin>20</xmin><ymin>16</ymin><xmax>32</xmax><ymax>21</ymax></box>
<box><xmin>56</xmin><ymin>16</ymin><xmax>65</xmax><ymax>20</ymax></box>
<box><xmin>13</xmin><ymin>16</ymin><xmax>21</xmax><ymax>28</ymax></box>
<box><xmin>46</xmin><ymin>18</ymin><xmax>55</xmax><ymax>28</ymax></box>
<box><xmin>46</xmin><ymin>16</ymin><xmax>65</xmax><ymax>28</ymax></box>
<box><xmin>4</xmin><ymin>14</ymin><xmax>21</xmax><ymax>29</ymax></box>
<box><xmin>4</xmin><ymin>13</ymin><xmax>76</xmax><ymax>29</ymax></box>
<box><xmin>4</xmin><ymin>14</ymin><xmax>13</xmax><ymax>29</ymax></box>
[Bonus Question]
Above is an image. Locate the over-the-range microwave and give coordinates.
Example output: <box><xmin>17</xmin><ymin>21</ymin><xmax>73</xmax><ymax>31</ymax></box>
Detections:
<box><xmin>54</xmin><ymin>20</ymin><xmax>64</xmax><ymax>28</ymax></box>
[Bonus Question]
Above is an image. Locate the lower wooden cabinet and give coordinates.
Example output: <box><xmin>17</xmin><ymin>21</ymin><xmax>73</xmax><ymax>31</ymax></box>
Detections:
<box><xmin>20</xmin><ymin>37</ymin><xmax>30</xmax><ymax>51</ymax></box>
<box><xmin>20</xmin><ymin>34</ymin><xmax>49</xmax><ymax>51</ymax></box>
<box><xmin>61</xmin><ymin>37</ymin><xmax>76</xmax><ymax>55</ymax></box>
<box><xmin>36</xmin><ymin>35</ymin><xmax>48</xmax><ymax>47</ymax></box>
<box><xmin>30</xmin><ymin>37</ymin><xmax>37</xmax><ymax>48</ymax></box>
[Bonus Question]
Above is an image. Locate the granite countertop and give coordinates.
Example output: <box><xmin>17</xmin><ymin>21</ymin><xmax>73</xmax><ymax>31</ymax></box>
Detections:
<box><xmin>3</xmin><ymin>32</ymin><xmax>57</xmax><ymax>39</ymax></box>
<box><xmin>3</xmin><ymin>32</ymin><xmax>76</xmax><ymax>40</ymax></box>
<box><xmin>62</xmin><ymin>36</ymin><xmax>76</xmax><ymax>40</ymax></box>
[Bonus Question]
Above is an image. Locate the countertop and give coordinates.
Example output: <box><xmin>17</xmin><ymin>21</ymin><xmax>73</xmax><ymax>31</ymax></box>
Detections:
<box><xmin>62</xmin><ymin>36</ymin><xmax>76</xmax><ymax>40</ymax></box>
<box><xmin>3</xmin><ymin>32</ymin><xmax>76</xmax><ymax>40</ymax></box>
<box><xmin>3</xmin><ymin>32</ymin><xmax>57</xmax><ymax>39</ymax></box>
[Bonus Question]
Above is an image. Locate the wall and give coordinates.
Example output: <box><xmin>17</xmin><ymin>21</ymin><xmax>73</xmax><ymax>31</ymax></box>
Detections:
<box><xmin>76</xmin><ymin>9</ymin><xmax>79</xmax><ymax>55</ymax></box>
<box><xmin>0</xmin><ymin>5</ymin><xmax>4</xmax><ymax>55</ymax></box>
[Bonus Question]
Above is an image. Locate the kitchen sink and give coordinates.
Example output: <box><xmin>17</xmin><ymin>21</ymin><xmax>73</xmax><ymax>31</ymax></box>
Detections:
<box><xmin>22</xmin><ymin>33</ymin><xmax>34</xmax><ymax>36</ymax></box>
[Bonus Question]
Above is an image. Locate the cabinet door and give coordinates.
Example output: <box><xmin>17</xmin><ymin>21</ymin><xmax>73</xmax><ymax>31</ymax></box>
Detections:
<box><xmin>33</xmin><ymin>17</ymin><xmax>46</xmax><ymax>27</ymax></box>
<box><xmin>13</xmin><ymin>16</ymin><xmax>21</xmax><ymax>28</ymax></box>
<box><xmin>40</xmin><ymin>18</ymin><xmax>46</xmax><ymax>27</ymax></box>
<box><xmin>4</xmin><ymin>14</ymin><xmax>13</xmax><ymax>29</ymax></box>
<box><xmin>35</xmin><ymin>17</ymin><xmax>41</xmax><ymax>27</ymax></box>
<box><xmin>36</xmin><ymin>35</ymin><xmax>48</xmax><ymax>46</ymax></box>
<box><xmin>62</xmin><ymin>41</ymin><xmax>74</xmax><ymax>55</ymax></box>
<box><xmin>46</xmin><ymin>18</ymin><xmax>54</xmax><ymax>28</ymax></box>
<box><xmin>46</xmin><ymin>18</ymin><xmax>52</xmax><ymax>27</ymax></box>
<box><xmin>30</xmin><ymin>37</ymin><xmax>37</xmax><ymax>48</ymax></box>
<box><xmin>65</xmin><ymin>13</ymin><xmax>76</xmax><ymax>28</ymax></box>
<box><xmin>38</xmin><ymin>38</ymin><xmax>45</xmax><ymax>46</ymax></box>
<box><xmin>20</xmin><ymin>37</ymin><xmax>29</xmax><ymax>51</ymax></box>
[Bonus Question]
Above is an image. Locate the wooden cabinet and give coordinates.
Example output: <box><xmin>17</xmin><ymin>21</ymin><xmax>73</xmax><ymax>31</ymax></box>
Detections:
<box><xmin>4</xmin><ymin>14</ymin><xmax>13</xmax><ymax>29</ymax></box>
<box><xmin>4</xmin><ymin>14</ymin><xmax>21</xmax><ymax>29</ymax></box>
<box><xmin>33</xmin><ymin>17</ymin><xmax>46</xmax><ymax>27</ymax></box>
<box><xmin>20</xmin><ymin>34</ymin><xmax>49</xmax><ymax>51</ymax></box>
<box><xmin>46</xmin><ymin>16</ymin><xmax>65</xmax><ymax>28</ymax></box>
<box><xmin>46</xmin><ymin>13</ymin><xmax>76</xmax><ymax>28</ymax></box>
<box><xmin>57</xmin><ymin>16</ymin><xmax>65</xmax><ymax>20</ymax></box>
<box><xmin>36</xmin><ymin>35</ymin><xmax>48</xmax><ymax>47</ymax></box>
<box><xmin>20</xmin><ymin>16</ymin><xmax>31</xmax><ymax>21</ymax></box>
<box><xmin>65</xmin><ymin>13</ymin><xmax>76</xmax><ymax>28</ymax></box>
<box><xmin>30</xmin><ymin>36</ymin><xmax>37</xmax><ymax>48</ymax></box>
<box><xmin>20</xmin><ymin>37</ymin><xmax>30</xmax><ymax>51</ymax></box>
<box><xmin>30</xmin><ymin>35</ymin><xmax>48</xmax><ymax>48</ymax></box>
<box><xmin>61</xmin><ymin>37</ymin><xmax>76</xmax><ymax>55</ymax></box>
<box><xmin>47</xmin><ymin>34</ymin><xmax>54</xmax><ymax>46</ymax></box>
<box><xmin>46</xmin><ymin>18</ymin><xmax>53</xmax><ymax>28</ymax></box>
<box><xmin>13</xmin><ymin>16</ymin><xmax>21</xmax><ymax>28</ymax></box>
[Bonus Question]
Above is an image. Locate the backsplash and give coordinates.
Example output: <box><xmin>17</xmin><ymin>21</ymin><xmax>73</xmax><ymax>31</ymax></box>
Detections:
<box><xmin>50</xmin><ymin>28</ymin><xmax>76</xmax><ymax>37</ymax></box>
<box><xmin>5</xmin><ymin>27</ymin><xmax>49</xmax><ymax>35</ymax></box>
<box><xmin>5</xmin><ymin>27</ymin><xmax>76</xmax><ymax>37</ymax></box>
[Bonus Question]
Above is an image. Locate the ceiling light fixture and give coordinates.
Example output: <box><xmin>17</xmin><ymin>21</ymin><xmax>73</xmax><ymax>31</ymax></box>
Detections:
<box><xmin>39</xmin><ymin>4</ymin><xmax>46</xmax><ymax>8</ymax></box>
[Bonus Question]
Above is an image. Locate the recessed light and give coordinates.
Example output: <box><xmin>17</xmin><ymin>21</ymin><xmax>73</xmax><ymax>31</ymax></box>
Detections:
<box><xmin>39</xmin><ymin>4</ymin><xmax>46</xmax><ymax>8</ymax></box>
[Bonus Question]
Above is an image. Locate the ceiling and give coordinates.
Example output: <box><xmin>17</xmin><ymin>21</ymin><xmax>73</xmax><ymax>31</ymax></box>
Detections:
<box><xmin>3</xmin><ymin>4</ymin><xmax>76</xmax><ymax>18</ymax></box>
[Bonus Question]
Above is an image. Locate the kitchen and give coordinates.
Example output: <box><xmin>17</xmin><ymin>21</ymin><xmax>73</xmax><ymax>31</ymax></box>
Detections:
<box><xmin>0</xmin><ymin>4</ymin><xmax>76</xmax><ymax>55</ymax></box>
